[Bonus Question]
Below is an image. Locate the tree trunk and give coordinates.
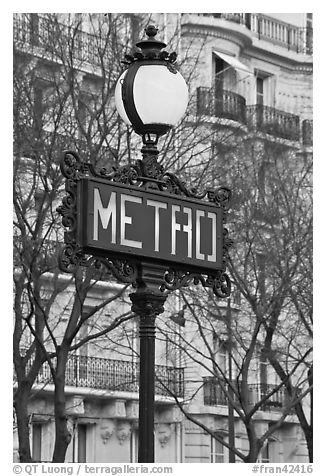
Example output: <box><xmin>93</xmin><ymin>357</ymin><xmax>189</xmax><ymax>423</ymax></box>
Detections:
<box><xmin>14</xmin><ymin>385</ymin><xmax>32</xmax><ymax>462</ymax></box>
<box><xmin>307</xmin><ymin>366</ymin><xmax>313</xmax><ymax>462</ymax></box>
<box><xmin>305</xmin><ymin>427</ymin><xmax>313</xmax><ymax>463</ymax></box>
<box><xmin>244</xmin><ymin>421</ymin><xmax>261</xmax><ymax>463</ymax></box>
<box><xmin>52</xmin><ymin>353</ymin><xmax>71</xmax><ymax>462</ymax></box>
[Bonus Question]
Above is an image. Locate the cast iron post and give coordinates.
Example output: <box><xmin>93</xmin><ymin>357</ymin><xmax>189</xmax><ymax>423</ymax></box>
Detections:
<box><xmin>130</xmin><ymin>262</ymin><xmax>167</xmax><ymax>462</ymax></box>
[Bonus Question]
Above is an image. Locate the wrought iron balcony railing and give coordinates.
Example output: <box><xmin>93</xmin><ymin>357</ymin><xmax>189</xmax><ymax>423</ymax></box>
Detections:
<box><xmin>197</xmin><ymin>88</ymin><xmax>302</xmax><ymax>142</ymax></box>
<box><xmin>247</xmin><ymin>105</ymin><xmax>300</xmax><ymax>141</ymax></box>
<box><xmin>197</xmin><ymin>87</ymin><xmax>247</xmax><ymax>124</ymax></box>
<box><xmin>203</xmin><ymin>376</ymin><xmax>228</xmax><ymax>406</ymax></box>
<box><xmin>30</xmin><ymin>353</ymin><xmax>184</xmax><ymax>398</ymax></box>
<box><xmin>203</xmin><ymin>377</ymin><xmax>290</xmax><ymax>412</ymax></box>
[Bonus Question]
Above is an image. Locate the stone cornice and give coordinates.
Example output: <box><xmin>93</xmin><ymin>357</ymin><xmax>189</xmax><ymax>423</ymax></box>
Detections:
<box><xmin>181</xmin><ymin>15</ymin><xmax>312</xmax><ymax>75</ymax></box>
<box><xmin>181</xmin><ymin>17</ymin><xmax>253</xmax><ymax>51</ymax></box>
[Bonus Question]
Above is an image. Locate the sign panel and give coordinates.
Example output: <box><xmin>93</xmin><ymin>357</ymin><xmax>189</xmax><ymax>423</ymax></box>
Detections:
<box><xmin>79</xmin><ymin>177</ymin><xmax>224</xmax><ymax>272</ymax></box>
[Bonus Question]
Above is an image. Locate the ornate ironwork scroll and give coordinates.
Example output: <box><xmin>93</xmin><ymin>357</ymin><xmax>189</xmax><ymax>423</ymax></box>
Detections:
<box><xmin>56</xmin><ymin>150</ymin><xmax>139</xmax><ymax>284</ymax></box>
<box><xmin>161</xmin><ymin>268</ymin><xmax>231</xmax><ymax>299</ymax></box>
<box><xmin>57</xmin><ymin>146</ymin><xmax>233</xmax><ymax>296</ymax></box>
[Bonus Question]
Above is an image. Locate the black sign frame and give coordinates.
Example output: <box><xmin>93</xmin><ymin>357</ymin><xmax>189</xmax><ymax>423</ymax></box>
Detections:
<box><xmin>57</xmin><ymin>150</ymin><xmax>233</xmax><ymax>298</ymax></box>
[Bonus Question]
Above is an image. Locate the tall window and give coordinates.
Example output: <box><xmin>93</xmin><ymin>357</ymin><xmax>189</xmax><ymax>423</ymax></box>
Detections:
<box><xmin>258</xmin><ymin>441</ymin><xmax>270</xmax><ymax>463</ymax></box>
<box><xmin>259</xmin><ymin>350</ymin><xmax>268</xmax><ymax>387</ymax></box>
<box><xmin>130</xmin><ymin>428</ymin><xmax>139</xmax><ymax>463</ymax></box>
<box><xmin>33</xmin><ymin>85</ymin><xmax>44</xmax><ymax>133</ymax></box>
<box><xmin>211</xmin><ymin>435</ymin><xmax>225</xmax><ymax>463</ymax></box>
<box><xmin>32</xmin><ymin>423</ymin><xmax>42</xmax><ymax>462</ymax></box>
<box><xmin>77</xmin><ymin>424</ymin><xmax>87</xmax><ymax>463</ymax></box>
<box><xmin>214</xmin><ymin>56</ymin><xmax>225</xmax><ymax>95</ymax></box>
<box><xmin>256</xmin><ymin>77</ymin><xmax>264</xmax><ymax>106</ymax></box>
<box><xmin>255</xmin><ymin>72</ymin><xmax>275</xmax><ymax>108</ymax></box>
<box><xmin>77</xmin><ymin>97</ymin><xmax>90</xmax><ymax>137</ymax></box>
<box><xmin>213</xmin><ymin>335</ymin><xmax>228</xmax><ymax>375</ymax></box>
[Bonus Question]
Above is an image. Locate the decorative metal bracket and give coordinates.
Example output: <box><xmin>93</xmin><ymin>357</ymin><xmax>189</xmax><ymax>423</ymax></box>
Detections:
<box><xmin>56</xmin><ymin>150</ymin><xmax>138</xmax><ymax>284</ymax></box>
<box><xmin>57</xmin><ymin>145</ymin><xmax>233</xmax><ymax>297</ymax></box>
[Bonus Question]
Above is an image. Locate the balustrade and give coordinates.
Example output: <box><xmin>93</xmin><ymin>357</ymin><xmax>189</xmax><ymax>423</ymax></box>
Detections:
<box><xmin>247</xmin><ymin>105</ymin><xmax>300</xmax><ymax>141</ymax></box>
<box><xmin>197</xmin><ymin>87</ymin><xmax>246</xmax><ymax>124</ymax></box>
<box><xmin>203</xmin><ymin>377</ymin><xmax>289</xmax><ymax>411</ymax></box>
<box><xmin>29</xmin><ymin>353</ymin><xmax>184</xmax><ymax>398</ymax></box>
<box><xmin>13</xmin><ymin>14</ymin><xmax>111</xmax><ymax>66</ymax></box>
<box><xmin>184</xmin><ymin>13</ymin><xmax>312</xmax><ymax>55</ymax></box>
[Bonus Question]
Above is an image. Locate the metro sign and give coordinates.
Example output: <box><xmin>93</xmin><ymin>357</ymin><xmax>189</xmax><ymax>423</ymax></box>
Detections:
<box><xmin>78</xmin><ymin>178</ymin><xmax>224</xmax><ymax>272</ymax></box>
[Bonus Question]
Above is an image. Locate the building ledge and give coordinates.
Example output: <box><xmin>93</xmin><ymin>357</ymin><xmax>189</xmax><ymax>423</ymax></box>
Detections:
<box><xmin>28</xmin><ymin>382</ymin><xmax>180</xmax><ymax>405</ymax></box>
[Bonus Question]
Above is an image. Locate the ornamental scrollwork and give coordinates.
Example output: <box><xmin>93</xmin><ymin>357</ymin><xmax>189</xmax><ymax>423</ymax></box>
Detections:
<box><xmin>93</xmin><ymin>257</ymin><xmax>138</xmax><ymax>285</ymax></box>
<box><xmin>58</xmin><ymin>240</ymin><xmax>91</xmax><ymax>273</ymax></box>
<box><xmin>57</xmin><ymin>149</ymin><xmax>232</xmax><ymax>297</ymax></box>
<box><xmin>59</xmin><ymin>150</ymin><xmax>85</xmax><ymax>181</ymax></box>
<box><xmin>161</xmin><ymin>172</ymin><xmax>206</xmax><ymax>199</ymax></box>
<box><xmin>100</xmin><ymin>163</ymin><xmax>141</xmax><ymax>186</ymax></box>
<box><xmin>207</xmin><ymin>186</ymin><xmax>232</xmax><ymax>211</ymax></box>
<box><xmin>161</xmin><ymin>268</ymin><xmax>231</xmax><ymax>298</ymax></box>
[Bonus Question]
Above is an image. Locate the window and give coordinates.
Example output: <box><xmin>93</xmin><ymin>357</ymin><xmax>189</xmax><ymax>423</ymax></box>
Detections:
<box><xmin>214</xmin><ymin>56</ymin><xmax>225</xmax><ymax>95</ymax></box>
<box><xmin>33</xmin><ymin>85</ymin><xmax>44</xmax><ymax>133</ymax></box>
<box><xmin>213</xmin><ymin>336</ymin><xmax>228</xmax><ymax>375</ymax></box>
<box><xmin>256</xmin><ymin>77</ymin><xmax>264</xmax><ymax>106</ymax></box>
<box><xmin>259</xmin><ymin>350</ymin><xmax>268</xmax><ymax>386</ymax></box>
<box><xmin>255</xmin><ymin>72</ymin><xmax>275</xmax><ymax>108</ymax></box>
<box><xmin>77</xmin><ymin>98</ymin><xmax>89</xmax><ymax>136</ymax></box>
<box><xmin>32</xmin><ymin>80</ymin><xmax>55</xmax><ymax>134</ymax></box>
<box><xmin>165</xmin><ymin>318</ymin><xmax>183</xmax><ymax>367</ymax></box>
<box><xmin>130</xmin><ymin>428</ymin><xmax>138</xmax><ymax>463</ymax></box>
<box><xmin>77</xmin><ymin>424</ymin><xmax>87</xmax><ymax>463</ymax></box>
<box><xmin>211</xmin><ymin>435</ymin><xmax>225</xmax><ymax>463</ymax></box>
<box><xmin>32</xmin><ymin>423</ymin><xmax>42</xmax><ymax>462</ymax></box>
<box><xmin>75</xmin><ymin>315</ymin><xmax>90</xmax><ymax>382</ymax></box>
<box><xmin>258</xmin><ymin>441</ymin><xmax>270</xmax><ymax>463</ymax></box>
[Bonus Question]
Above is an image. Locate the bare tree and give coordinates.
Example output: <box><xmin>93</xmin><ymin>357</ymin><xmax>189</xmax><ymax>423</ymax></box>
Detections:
<box><xmin>13</xmin><ymin>13</ymin><xmax>232</xmax><ymax>462</ymax></box>
<box><xmin>153</xmin><ymin>138</ymin><xmax>312</xmax><ymax>463</ymax></box>
<box><xmin>14</xmin><ymin>13</ymin><xmax>312</xmax><ymax>463</ymax></box>
<box><xmin>13</xmin><ymin>13</ymin><xmax>140</xmax><ymax>462</ymax></box>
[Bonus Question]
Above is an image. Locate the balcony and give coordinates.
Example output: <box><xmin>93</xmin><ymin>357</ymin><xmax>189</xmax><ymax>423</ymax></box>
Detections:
<box><xmin>13</xmin><ymin>14</ymin><xmax>110</xmax><ymax>67</ymax></box>
<box><xmin>196</xmin><ymin>13</ymin><xmax>249</xmax><ymax>26</ymax></box>
<box><xmin>250</xmin><ymin>14</ymin><xmax>313</xmax><ymax>55</ymax></box>
<box><xmin>203</xmin><ymin>377</ymin><xmax>289</xmax><ymax>412</ymax></box>
<box><xmin>197</xmin><ymin>89</ymin><xmax>301</xmax><ymax>142</ymax></box>
<box><xmin>203</xmin><ymin>376</ymin><xmax>228</xmax><ymax>406</ymax></box>
<box><xmin>31</xmin><ymin>354</ymin><xmax>184</xmax><ymax>399</ymax></box>
<box><xmin>197</xmin><ymin>87</ymin><xmax>246</xmax><ymax>124</ymax></box>
<box><xmin>184</xmin><ymin>13</ymin><xmax>312</xmax><ymax>55</ymax></box>
<box><xmin>247</xmin><ymin>105</ymin><xmax>300</xmax><ymax>141</ymax></box>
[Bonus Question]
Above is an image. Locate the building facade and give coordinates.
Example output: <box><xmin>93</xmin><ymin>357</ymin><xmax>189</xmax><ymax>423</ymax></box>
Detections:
<box><xmin>13</xmin><ymin>13</ymin><xmax>312</xmax><ymax>463</ymax></box>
